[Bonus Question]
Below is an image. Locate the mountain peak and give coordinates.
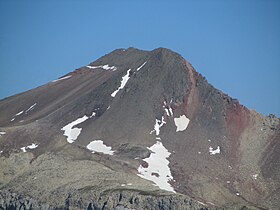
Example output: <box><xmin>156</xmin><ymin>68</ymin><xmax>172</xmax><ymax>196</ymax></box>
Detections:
<box><xmin>0</xmin><ymin>48</ymin><xmax>279</xmax><ymax>209</ymax></box>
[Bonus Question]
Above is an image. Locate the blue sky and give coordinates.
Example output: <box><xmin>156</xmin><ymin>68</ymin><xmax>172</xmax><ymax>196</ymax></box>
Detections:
<box><xmin>0</xmin><ymin>0</ymin><xmax>279</xmax><ymax>116</ymax></box>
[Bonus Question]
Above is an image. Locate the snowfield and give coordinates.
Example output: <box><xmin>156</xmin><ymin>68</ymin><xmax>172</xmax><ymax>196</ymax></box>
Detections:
<box><xmin>86</xmin><ymin>140</ymin><xmax>114</xmax><ymax>155</ymax></box>
<box><xmin>61</xmin><ymin>115</ymin><xmax>89</xmax><ymax>143</ymax></box>
<box><xmin>61</xmin><ymin>111</ymin><xmax>97</xmax><ymax>143</ymax></box>
<box><xmin>137</xmin><ymin>141</ymin><xmax>175</xmax><ymax>193</ymax></box>
<box><xmin>174</xmin><ymin>115</ymin><xmax>190</xmax><ymax>132</ymax></box>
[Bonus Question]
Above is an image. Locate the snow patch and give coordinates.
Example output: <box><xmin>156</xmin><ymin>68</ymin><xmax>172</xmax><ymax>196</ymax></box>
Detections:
<box><xmin>150</xmin><ymin>117</ymin><xmax>166</xmax><ymax>136</ymax></box>
<box><xmin>163</xmin><ymin>101</ymin><xmax>173</xmax><ymax>117</ymax></box>
<box><xmin>86</xmin><ymin>140</ymin><xmax>114</xmax><ymax>155</ymax></box>
<box><xmin>87</xmin><ymin>64</ymin><xmax>117</xmax><ymax>71</ymax></box>
<box><xmin>21</xmin><ymin>143</ymin><xmax>38</xmax><ymax>153</ymax></box>
<box><xmin>169</xmin><ymin>107</ymin><xmax>173</xmax><ymax>116</ymax></box>
<box><xmin>90</xmin><ymin>112</ymin><xmax>96</xmax><ymax>118</ymax></box>
<box><xmin>15</xmin><ymin>111</ymin><xmax>24</xmax><ymax>116</ymax></box>
<box><xmin>197</xmin><ymin>201</ymin><xmax>206</xmax><ymax>206</ymax></box>
<box><xmin>111</xmin><ymin>69</ymin><xmax>131</xmax><ymax>97</ymax></box>
<box><xmin>0</xmin><ymin>131</ymin><xmax>6</xmax><ymax>136</ymax></box>
<box><xmin>164</xmin><ymin>108</ymin><xmax>170</xmax><ymax>116</ymax></box>
<box><xmin>209</xmin><ymin>146</ymin><xmax>220</xmax><ymax>155</ymax></box>
<box><xmin>137</xmin><ymin>141</ymin><xmax>175</xmax><ymax>193</ymax></box>
<box><xmin>137</xmin><ymin>61</ymin><xmax>147</xmax><ymax>71</ymax></box>
<box><xmin>25</xmin><ymin>103</ymin><xmax>37</xmax><ymax>113</ymax></box>
<box><xmin>61</xmin><ymin>115</ymin><xmax>89</xmax><ymax>143</ymax></box>
<box><xmin>252</xmin><ymin>174</ymin><xmax>258</xmax><ymax>180</ymax></box>
<box><xmin>52</xmin><ymin>75</ymin><xmax>72</xmax><ymax>82</ymax></box>
<box><xmin>174</xmin><ymin>115</ymin><xmax>190</xmax><ymax>132</ymax></box>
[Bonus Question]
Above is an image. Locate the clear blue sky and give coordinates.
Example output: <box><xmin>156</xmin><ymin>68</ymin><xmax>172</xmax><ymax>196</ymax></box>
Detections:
<box><xmin>0</xmin><ymin>0</ymin><xmax>279</xmax><ymax>116</ymax></box>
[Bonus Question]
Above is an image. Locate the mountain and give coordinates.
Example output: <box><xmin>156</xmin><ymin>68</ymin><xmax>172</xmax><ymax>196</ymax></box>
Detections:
<box><xmin>0</xmin><ymin>47</ymin><xmax>279</xmax><ymax>210</ymax></box>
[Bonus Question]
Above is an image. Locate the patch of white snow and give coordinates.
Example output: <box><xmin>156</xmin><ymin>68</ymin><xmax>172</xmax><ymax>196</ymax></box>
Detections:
<box><xmin>168</xmin><ymin>107</ymin><xmax>173</xmax><ymax>116</ymax></box>
<box><xmin>52</xmin><ymin>75</ymin><xmax>72</xmax><ymax>82</ymax></box>
<box><xmin>86</xmin><ymin>140</ymin><xmax>114</xmax><ymax>155</ymax></box>
<box><xmin>90</xmin><ymin>112</ymin><xmax>96</xmax><ymax>118</ymax></box>
<box><xmin>0</xmin><ymin>131</ymin><xmax>6</xmax><ymax>136</ymax></box>
<box><xmin>61</xmin><ymin>115</ymin><xmax>89</xmax><ymax>143</ymax></box>
<box><xmin>137</xmin><ymin>61</ymin><xmax>147</xmax><ymax>71</ymax></box>
<box><xmin>21</xmin><ymin>143</ymin><xmax>38</xmax><ymax>152</ymax></box>
<box><xmin>87</xmin><ymin>64</ymin><xmax>117</xmax><ymax>71</ymax></box>
<box><xmin>137</xmin><ymin>141</ymin><xmax>175</xmax><ymax>193</ymax></box>
<box><xmin>15</xmin><ymin>111</ymin><xmax>24</xmax><ymax>116</ymax></box>
<box><xmin>252</xmin><ymin>174</ymin><xmax>258</xmax><ymax>180</ymax></box>
<box><xmin>209</xmin><ymin>146</ymin><xmax>220</xmax><ymax>155</ymax></box>
<box><xmin>164</xmin><ymin>108</ymin><xmax>170</xmax><ymax>116</ymax></box>
<box><xmin>25</xmin><ymin>103</ymin><xmax>37</xmax><ymax>113</ymax></box>
<box><xmin>111</xmin><ymin>69</ymin><xmax>131</xmax><ymax>97</ymax></box>
<box><xmin>174</xmin><ymin>115</ymin><xmax>190</xmax><ymax>132</ymax></box>
<box><xmin>150</xmin><ymin>117</ymin><xmax>166</xmax><ymax>136</ymax></box>
<box><xmin>197</xmin><ymin>201</ymin><xmax>206</xmax><ymax>206</ymax></box>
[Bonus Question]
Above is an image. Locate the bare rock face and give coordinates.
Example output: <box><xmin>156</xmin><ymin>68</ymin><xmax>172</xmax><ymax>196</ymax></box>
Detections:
<box><xmin>0</xmin><ymin>47</ymin><xmax>279</xmax><ymax>210</ymax></box>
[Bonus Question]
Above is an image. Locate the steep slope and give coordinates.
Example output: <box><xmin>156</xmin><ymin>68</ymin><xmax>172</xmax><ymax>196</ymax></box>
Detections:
<box><xmin>0</xmin><ymin>47</ymin><xmax>279</xmax><ymax>210</ymax></box>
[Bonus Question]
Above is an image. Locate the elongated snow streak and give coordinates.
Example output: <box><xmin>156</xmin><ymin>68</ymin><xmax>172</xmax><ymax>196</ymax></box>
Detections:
<box><xmin>25</xmin><ymin>103</ymin><xmax>37</xmax><ymax>113</ymax></box>
<box><xmin>86</xmin><ymin>64</ymin><xmax>117</xmax><ymax>71</ymax></box>
<box><xmin>111</xmin><ymin>69</ymin><xmax>131</xmax><ymax>97</ymax></box>
<box><xmin>86</xmin><ymin>140</ymin><xmax>114</xmax><ymax>155</ymax></box>
<box><xmin>137</xmin><ymin>141</ymin><xmax>175</xmax><ymax>193</ymax></box>
<box><xmin>61</xmin><ymin>115</ymin><xmax>89</xmax><ymax>143</ymax></box>
<box><xmin>21</xmin><ymin>143</ymin><xmax>38</xmax><ymax>153</ymax></box>
<box><xmin>137</xmin><ymin>61</ymin><xmax>147</xmax><ymax>71</ymax></box>
<box><xmin>209</xmin><ymin>146</ymin><xmax>220</xmax><ymax>155</ymax></box>
<box><xmin>174</xmin><ymin>115</ymin><xmax>190</xmax><ymax>132</ymax></box>
<box><xmin>15</xmin><ymin>111</ymin><xmax>24</xmax><ymax>116</ymax></box>
<box><xmin>52</xmin><ymin>75</ymin><xmax>72</xmax><ymax>82</ymax></box>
